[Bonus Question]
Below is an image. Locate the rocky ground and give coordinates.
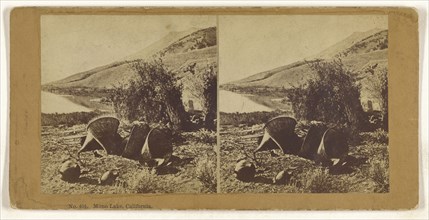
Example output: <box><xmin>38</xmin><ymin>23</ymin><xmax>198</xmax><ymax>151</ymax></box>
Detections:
<box><xmin>220</xmin><ymin>124</ymin><xmax>389</xmax><ymax>193</ymax></box>
<box><xmin>41</xmin><ymin>124</ymin><xmax>217</xmax><ymax>194</ymax></box>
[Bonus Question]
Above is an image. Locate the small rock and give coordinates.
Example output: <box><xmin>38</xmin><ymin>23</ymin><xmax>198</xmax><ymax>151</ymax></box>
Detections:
<box><xmin>59</xmin><ymin>160</ymin><xmax>81</xmax><ymax>182</ymax></box>
<box><xmin>98</xmin><ymin>170</ymin><xmax>119</xmax><ymax>185</ymax></box>
<box><xmin>272</xmin><ymin>170</ymin><xmax>293</xmax><ymax>184</ymax></box>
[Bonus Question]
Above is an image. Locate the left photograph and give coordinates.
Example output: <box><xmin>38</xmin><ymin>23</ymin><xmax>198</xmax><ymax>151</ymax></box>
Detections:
<box><xmin>41</xmin><ymin>15</ymin><xmax>218</xmax><ymax>194</ymax></box>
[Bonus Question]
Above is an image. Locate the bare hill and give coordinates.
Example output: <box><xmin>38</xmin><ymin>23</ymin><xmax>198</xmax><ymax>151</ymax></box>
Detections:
<box><xmin>122</xmin><ymin>28</ymin><xmax>198</xmax><ymax>61</ymax></box>
<box><xmin>225</xmin><ymin>29</ymin><xmax>388</xmax><ymax>91</ymax></box>
<box><xmin>44</xmin><ymin>27</ymin><xmax>217</xmax><ymax>90</ymax></box>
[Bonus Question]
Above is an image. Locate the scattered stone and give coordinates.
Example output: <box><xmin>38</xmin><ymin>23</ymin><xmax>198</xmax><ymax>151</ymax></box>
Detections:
<box><xmin>98</xmin><ymin>170</ymin><xmax>119</xmax><ymax>185</ymax></box>
<box><xmin>59</xmin><ymin>160</ymin><xmax>81</xmax><ymax>182</ymax></box>
<box><xmin>272</xmin><ymin>170</ymin><xmax>293</xmax><ymax>184</ymax></box>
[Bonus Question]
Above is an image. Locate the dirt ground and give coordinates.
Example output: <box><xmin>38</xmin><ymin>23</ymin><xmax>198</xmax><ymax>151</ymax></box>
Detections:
<box><xmin>41</xmin><ymin>124</ymin><xmax>217</xmax><ymax>194</ymax></box>
<box><xmin>220</xmin><ymin>124</ymin><xmax>389</xmax><ymax>193</ymax></box>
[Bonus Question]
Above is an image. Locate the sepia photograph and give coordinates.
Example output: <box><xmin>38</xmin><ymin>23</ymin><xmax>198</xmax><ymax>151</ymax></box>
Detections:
<box><xmin>6</xmin><ymin>6</ymin><xmax>423</xmax><ymax>211</ymax></box>
<box><xmin>219</xmin><ymin>15</ymin><xmax>389</xmax><ymax>193</ymax></box>
<box><xmin>6</xmin><ymin>5</ymin><xmax>423</xmax><ymax>211</ymax></box>
<box><xmin>41</xmin><ymin>15</ymin><xmax>218</xmax><ymax>194</ymax></box>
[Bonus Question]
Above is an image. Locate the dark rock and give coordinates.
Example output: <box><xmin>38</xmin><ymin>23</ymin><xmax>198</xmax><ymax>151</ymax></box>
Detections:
<box><xmin>234</xmin><ymin>159</ymin><xmax>256</xmax><ymax>182</ymax></box>
<box><xmin>59</xmin><ymin>160</ymin><xmax>81</xmax><ymax>182</ymax></box>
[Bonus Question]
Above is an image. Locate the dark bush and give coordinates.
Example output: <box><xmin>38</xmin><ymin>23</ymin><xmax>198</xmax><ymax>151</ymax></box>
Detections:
<box><xmin>287</xmin><ymin>60</ymin><xmax>366</xmax><ymax>141</ymax></box>
<box><xmin>110</xmin><ymin>60</ymin><xmax>188</xmax><ymax>131</ymax></box>
<box><xmin>367</xmin><ymin>68</ymin><xmax>388</xmax><ymax>130</ymax></box>
<box><xmin>199</xmin><ymin>65</ymin><xmax>217</xmax><ymax>130</ymax></box>
<box><xmin>185</xmin><ymin>64</ymin><xmax>217</xmax><ymax>130</ymax></box>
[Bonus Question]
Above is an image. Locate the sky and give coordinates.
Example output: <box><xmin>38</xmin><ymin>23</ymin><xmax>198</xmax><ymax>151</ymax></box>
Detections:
<box><xmin>41</xmin><ymin>15</ymin><xmax>216</xmax><ymax>84</ymax></box>
<box><xmin>219</xmin><ymin>15</ymin><xmax>387</xmax><ymax>84</ymax></box>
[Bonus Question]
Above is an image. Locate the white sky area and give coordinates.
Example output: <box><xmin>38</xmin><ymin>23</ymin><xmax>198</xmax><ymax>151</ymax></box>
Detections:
<box><xmin>41</xmin><ymin>15</ymin><xmax>215</xmax><ymax>84</ymax></box>
<box><xmin>41</xmin><ymin>15</ymin><xmax>387</xmax><ymax>84</ymax></box>
<box><xmin>219</xmin><ymin>15</ymin><xmax>387</xmax><ymax>84</ymax></box>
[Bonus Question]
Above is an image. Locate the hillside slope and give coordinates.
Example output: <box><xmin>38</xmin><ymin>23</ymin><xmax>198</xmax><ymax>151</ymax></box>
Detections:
<box><xmin>122</xmin><ymin>28</ymin><xmax>198</xmax><ymax>61</ymax></box>
<box><xmin>225</xmin><ymin>29</ymin><xmax>388</xmax><ymax>94</ymax></box>
<box><xmin>44</xmin><ymin>27</ymin><xmax>217</xmax><ymax>90</ymax></box>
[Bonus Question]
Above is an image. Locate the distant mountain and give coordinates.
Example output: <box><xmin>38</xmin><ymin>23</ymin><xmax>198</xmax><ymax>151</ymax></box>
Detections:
<box><xmin>311</xmin><ymin>28</ymin><xmax>386</xmax><ymax>59</ymax></box>
<box><xmin>224</xmin><ymin>29</ymin><xmax>388</xmax><ymax>102</ymax></box>
<box><xmin>121</xmin><ymin>28</ymin><xmax>198</xmax><ymax>62</ymax></box>
<box><xmin>44</xmin><ymin>27</ymin><xmax>217</xmax><ymax>90</ymax></box>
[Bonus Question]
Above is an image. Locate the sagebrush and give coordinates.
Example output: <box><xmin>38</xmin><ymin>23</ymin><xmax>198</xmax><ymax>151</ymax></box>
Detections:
<box><xmin>287</xmin><ymin>59</ymin><xmax>365</xmax><ymax>142</ymax></box>
<box><xmin>129</xmin><ymin>168</ymin><xmax>165</xmax><ymax>194</ymax></box>
<box><xmin>110</xmin><ymin>59</ymin><xmax>188</xmax><ymax>131</ymax></box>
<box><xmin>370</xmin><ymin>128</ymin><xmax>389</xmax><ymax>144</ymax></box>
<box><xmin>369</xmin><ymin>159</ymin><xmax>389</xmax><ymax>193</ymax></box>
<box><xmin>301</xmin><ymin>168</ymin><xmax>350</xmax><ymax>193</ymax></box>
<box><xmin>193</xmin><ymin>128</ymin><xmax>217</xmax><ymax>145</ymax></box>
<box><xmin>195</xmin><ymin>154</ymin><xmax>217</xmax><ymax>193</ymax></box>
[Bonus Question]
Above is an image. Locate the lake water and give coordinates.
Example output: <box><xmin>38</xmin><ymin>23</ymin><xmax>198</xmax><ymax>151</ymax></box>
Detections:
<box><xmin>219</xmin><ymin>90</ymin><xmax>273</xmax><ymax>113</ymax></box>
<box><xmin>42</xmin><ymin>91</ymin><xmax>92</xmax><ymax>113</ymax></box>
<box><xmin>42</xmin><ymin>90</ymin><xmax>274</xmax><ymax>114</ymax></box>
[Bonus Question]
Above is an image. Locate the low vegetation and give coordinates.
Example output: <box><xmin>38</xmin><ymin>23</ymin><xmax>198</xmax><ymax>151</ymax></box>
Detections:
<box><xmin>193</xmin><ymin>128</ymin><xmax>217</xmax><ymax>145</ymax></box>
<box><xmin>195</xmin><ymin>154</ymin><xmax>217</xmax><ymax>193</ymax></box>
<box><xmin>42</xmin><ymin>85</ymin><xmax>113</xmax><ymax>98</ymax></box>
<box><xmin>369</xmin><ymin>158</ymin><xmax>389</xmax><ymax>193</ymax></box>
<box><xmin>220</xmin><ymin>84</ymin><xmax>292</xmax><ymax>98</ymax></box>
<box><xmin>301</xmin><ymin>168</ymin><xmax>350</xmax><ymax>193</ymax></box>
<box><xmin>362</xmin><ymin>128</ymin><xmax>389</xmax><ymax>145</ymax></box>
<box><xmin>41</xmin><ymin>111</ymin><xmax>101</xmax><ymax>127</ymax></box>
<box><xmin>220</xmin><ymin>111</ymin><xmax>285</xmax><ymax>126</ymax></box>
<box><xmin>130</xmin><ymin>168</ymin><xmax>168</xmax><ymax>194</ymax></box>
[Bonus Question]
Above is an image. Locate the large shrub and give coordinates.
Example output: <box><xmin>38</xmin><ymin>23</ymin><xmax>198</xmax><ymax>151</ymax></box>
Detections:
<box><xmin>110</xmin><ymin>60</ymin><xmax>188</xmax><ymax>131</ymax></box>
<box><xmin>287</xmin><ymin>60</ymin><xmax>365</xmax><ymax>136</ymax></box>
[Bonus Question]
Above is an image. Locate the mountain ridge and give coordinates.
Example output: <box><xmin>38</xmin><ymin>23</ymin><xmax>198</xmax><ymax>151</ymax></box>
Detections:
<box><xmin>44</xmin><ymin>27</ymin><xmax>217</xmax><ymax>90</ymax></box>
<box><xmin>224</xmin><ymin>29</ymin><xmax>388</xmax><ymax>90</ymax></box>
<box><xmin>120</xmin><ymin>28</ymin><xmax>198</xmax><ymax>62</ymax></box>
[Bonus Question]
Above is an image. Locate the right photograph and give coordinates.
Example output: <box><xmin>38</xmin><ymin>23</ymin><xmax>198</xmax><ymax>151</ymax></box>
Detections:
<box><xmin>219</xmin><ymin>15</ymin><xmax>389</xmax><ymax>193</ymax></box>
